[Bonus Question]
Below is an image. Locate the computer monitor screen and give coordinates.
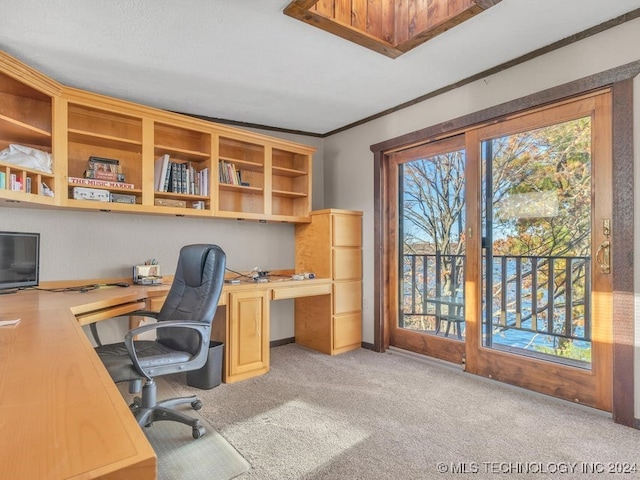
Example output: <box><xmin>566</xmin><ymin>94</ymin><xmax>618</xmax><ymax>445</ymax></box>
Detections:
<box><xmin>0</xmin><ymin>231</ymin><xmax>40</xmax><ymax>291</ymax></box>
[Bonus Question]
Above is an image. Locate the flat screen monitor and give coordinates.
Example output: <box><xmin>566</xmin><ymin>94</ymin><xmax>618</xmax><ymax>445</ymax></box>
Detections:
<box><xmin>0</xmin><ymin>231</ymin><xmax>40</xmax><ymax>292</ymax></box>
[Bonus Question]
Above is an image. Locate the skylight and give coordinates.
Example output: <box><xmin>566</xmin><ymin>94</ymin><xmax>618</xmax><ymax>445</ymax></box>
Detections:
<box><xmin>284</xmin><ymin>0</ymin><xmax>501</xmax><ymax>58</ymax></box>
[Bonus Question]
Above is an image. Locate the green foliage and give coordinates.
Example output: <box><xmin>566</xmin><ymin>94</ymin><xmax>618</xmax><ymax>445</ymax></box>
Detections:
<box><xmin>492</xmin><ymin>117</ymin><xmax>592</xmax><ymax>258</ymax></box>
<box><xmin>534</xmin><ymin>341</ymin><xmax>592</xmax><ymax>363</ymax></box>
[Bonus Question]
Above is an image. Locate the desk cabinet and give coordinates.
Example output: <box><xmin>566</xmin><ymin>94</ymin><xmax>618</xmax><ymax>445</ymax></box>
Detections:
<box><xmin>295</xmin><ymin>209</ymin><xmax>363</xmax><ymax>354</ymax></box>
<box><xmin>225</xmin><ymin>289</ymin><xmax>270</xmax><ymax>383</ymax></box>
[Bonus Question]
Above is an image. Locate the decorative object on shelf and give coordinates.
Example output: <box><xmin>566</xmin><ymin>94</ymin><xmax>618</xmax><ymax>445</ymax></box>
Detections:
<box><xmin>72</xmin><ymin>186</ymin><xmax>110</xmax><ymax>202</ymax></box>
<box><xmin>85</xmin><ymin>156</ymin><xmax>125</xmax><ymax>182</ymax></box>
<box><xmin>0</xmin><ymin>144</ymin><xmax>52</xmax><ymax>173</ymax></box>
<box><xmin>69</xmin><ymin>177</ymin><xmax>135</xmax><ymax>190</ymax></box>
<box><xmin>110</xmin><ymin>193</ymin><xmax>136</xmax><ymax>204</ymax></box>
<box><xmin>154</xmin><ymin>198</ymin><xmax>186</xmax><ymax>208</ymax></box>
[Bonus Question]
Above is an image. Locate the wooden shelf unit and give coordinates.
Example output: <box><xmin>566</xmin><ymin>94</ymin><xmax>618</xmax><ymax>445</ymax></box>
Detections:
<box><xmin>217</xmin><ymin>136</ymin><xmax>266</xmax><ymax>218</ymax></box>
<box><xmin>0</xmin><ymin>60</ymin><xmax>58</xmax><ymax>205</ymax></box>
<box><xmin>153</xmin><ymin>122</ymin><xmax>213</xmax><ymax>212</ymax></box>
<box><xmin>295</xmin><ymin>209</ymin><xmax>363</xmax><ymax>354</ymax></box>
<box><xmin>271</xmin><ymin>147</ymin><xmax>310</xmax><ymax>220</ymax></box>
<box><xmin>66</xmin><ymin>100</ymin><xmax>144</xmax><ymax>206</ymax></box>
<box><xmin>0</xmin><ymin>51</ymin><xmax>315</xmax><ymax>222</ymax></box>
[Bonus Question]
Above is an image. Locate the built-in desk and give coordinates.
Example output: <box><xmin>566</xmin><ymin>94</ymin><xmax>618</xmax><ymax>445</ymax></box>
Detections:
<box><xmin>0</xmin><ymin>277</ymin><xmax>332</xmax><ymax>479</ymax></box>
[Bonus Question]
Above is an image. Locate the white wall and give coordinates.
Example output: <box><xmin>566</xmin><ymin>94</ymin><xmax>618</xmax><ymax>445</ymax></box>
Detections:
<box><xmin>323</xmin><ymin>18</ymin><xmax>640</xmax><ymax>417</ymax></box>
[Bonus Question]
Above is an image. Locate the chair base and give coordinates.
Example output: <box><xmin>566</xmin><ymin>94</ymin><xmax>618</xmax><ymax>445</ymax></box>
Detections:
<box><xmin>130</xmin><ymin>379</ymin><xmax>206</xmax><ymax>439</ymax></box>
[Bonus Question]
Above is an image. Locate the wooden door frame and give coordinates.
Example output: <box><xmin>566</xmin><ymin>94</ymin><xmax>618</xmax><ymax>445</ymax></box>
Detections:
<box><xmin>386</xmin><ymin>135</ymin><xmax>467</xmax><ymax>365</ymax></box>
<box><xmin>371</xmin><ymin>61</ymin><xmax>639</xmax><ymax>427</ymax></box>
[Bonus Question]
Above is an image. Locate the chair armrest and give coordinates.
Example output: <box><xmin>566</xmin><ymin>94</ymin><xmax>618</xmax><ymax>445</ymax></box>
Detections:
<box><xmin>124</xmin><ymin>320</ymin><xmax>211</xmax><ymax>380</ymax></box>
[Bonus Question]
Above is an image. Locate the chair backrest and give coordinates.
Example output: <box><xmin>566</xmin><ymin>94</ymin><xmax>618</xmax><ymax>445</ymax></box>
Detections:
<box><xmin>156</xmin><ymin>244</ymin><xmax>226</xmax><ymax>354</ymax></box>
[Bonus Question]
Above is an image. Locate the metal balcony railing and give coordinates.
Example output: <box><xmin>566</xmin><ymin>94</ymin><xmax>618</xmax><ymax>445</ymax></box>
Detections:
<box><xmin>402</xmin><ymin>252</ymin><xmax>591</xmax><ymax>344</ymax></box>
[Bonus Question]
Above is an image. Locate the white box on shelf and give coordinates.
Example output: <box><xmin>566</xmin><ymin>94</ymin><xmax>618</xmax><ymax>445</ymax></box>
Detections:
<box><xmin>72</xmin><ymin>187</ymin><xmax>110</xmax><ymax>202</ymax></box>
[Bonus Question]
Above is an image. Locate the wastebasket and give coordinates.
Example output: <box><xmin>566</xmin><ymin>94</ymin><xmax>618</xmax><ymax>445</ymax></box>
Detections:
<box><xmin>187</xmin><ymin>341</ymin><xmax>224</xmax><ymax>389</ymax></box>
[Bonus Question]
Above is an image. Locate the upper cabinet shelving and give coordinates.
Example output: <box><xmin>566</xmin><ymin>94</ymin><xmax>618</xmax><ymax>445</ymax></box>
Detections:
<box><xmin>0</xmin><ymin>51</ymin><xmax>315</xmax><ymax>222</ymax></box>
<box><xmin>0</xmin><ymin>61</ymin><xmax>57</xmax><ymax>206</ymax></box>
<box><xmin>153</xmin><ymin>122</ymin><xmax>212</xmax><ymax>214</ymax></box>
<box><xmin>271</xmin><ymin>147</ymin><xmax>310</xmax><ymax>220</ymax></box>
<box><xmin>217</xmin><ymin>136</ymin><xmax>266</xmax><ymax>219</ymax></box>
<box><xmin>66</xmin><ymin>102</ymin><xmax>143</xmax><ymax>211</ymax></box>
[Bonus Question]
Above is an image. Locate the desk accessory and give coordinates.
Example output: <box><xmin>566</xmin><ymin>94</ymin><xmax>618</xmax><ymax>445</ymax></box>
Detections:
<box><xmin>133</xmin><ymin>263</ymin><xmax>162</xmax><ymax>285</ymax></box>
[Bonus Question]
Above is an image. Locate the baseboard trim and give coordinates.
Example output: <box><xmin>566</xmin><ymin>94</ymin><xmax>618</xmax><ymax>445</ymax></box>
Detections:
<box><xmin>270</xmin><ymin>337</ymin><xmax>295</xmax><ymax>348</ymax></box>
<box><xmin>271</xmin><ymin>339</ymin><xmax>376</xmax><ymax>351</ymax></box>
<box><xmin>361</xmin><ymin>342</ymin><xmax>376</xmax><ymax>351</ymax></box>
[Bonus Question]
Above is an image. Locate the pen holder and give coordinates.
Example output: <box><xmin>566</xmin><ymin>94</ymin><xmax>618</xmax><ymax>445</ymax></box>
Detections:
<box><xmin>133</xmin><ymin>264</ymin><xmax>162</xmax><ymax>285</ymax></box>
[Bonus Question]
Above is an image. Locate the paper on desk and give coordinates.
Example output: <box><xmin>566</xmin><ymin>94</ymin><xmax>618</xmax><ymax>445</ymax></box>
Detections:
<box><xmin>0</xmin><ymin>319</ymin><xmax>20</xmax><ymax>327</ymax></box>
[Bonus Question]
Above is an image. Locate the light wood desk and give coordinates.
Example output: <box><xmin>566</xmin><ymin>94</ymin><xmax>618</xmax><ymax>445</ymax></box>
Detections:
<box><xmin>0</xmin><ymin>277</ymin><xmax>332</xmax><ymax>479</ymax></box>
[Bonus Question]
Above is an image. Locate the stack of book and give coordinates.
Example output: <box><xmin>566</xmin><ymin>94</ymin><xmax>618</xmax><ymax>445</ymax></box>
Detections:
<box><xmin>0</xmin><ymin>172</ymin><xmax>31</xmax><ymax>192</ymax></box>
<box><xmin>219</xmin><ymin>160</ymin><xmax>248</xmax><ymax>186</ymax></box>
<box><xmin>154</xmin><ymin>154</ymin><xmax>208</xmax><ymax>196</ymax></box>
<box><xmin>68</xmin><ymin>156</ymin><xmax>135</xmax><ymax>190</ymax></box>
<box><xmin>85</xmin><ymin>156</ymin><xmax>125</xmax><ymax>182</ymax></box>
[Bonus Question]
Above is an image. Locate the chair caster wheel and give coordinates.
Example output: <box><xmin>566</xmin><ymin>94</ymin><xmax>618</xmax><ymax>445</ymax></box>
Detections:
<box><xmin>191</xmin><ymin>400</ymin><xmax>202</xmax><ymax>410</ymax></box>
<box><xmin>192</xmin><ymin>426</ymin><xmax>206</xmax><ymax>439</ymax></box>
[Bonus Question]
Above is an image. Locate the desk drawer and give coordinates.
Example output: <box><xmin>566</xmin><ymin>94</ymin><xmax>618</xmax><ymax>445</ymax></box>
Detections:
<box><xmin>333</xmin><ymin>248</ymin><xmax>361</xmax><ymax>280</ymax></box>
<box><xmin>333</xmin><ymin>281</ymin><xmax>362</xmax><ymax>314</ymax></box>
<box><xmin>148</xmin><ymin>293</ymin><xmax>228</xmax><ymax>309</ymax></box>
<box><xmin>76</xmin><ymin>301</ymin><xmax>147</xmax><ymax>326</ymax></box>
<box><xmin>333</xmin><ymin>312</ymin><xmax>362</xmax><ymax>351</ymax></box>
<box><xmin>272</xmin><ymin>282</ymin><xmax>331</xmax><ymax>300</ymax></box>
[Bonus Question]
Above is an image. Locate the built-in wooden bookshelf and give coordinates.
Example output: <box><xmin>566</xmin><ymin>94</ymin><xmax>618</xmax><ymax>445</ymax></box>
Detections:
<box><xmin>217</xmin><ymin>136</ymin><xmax>266</xmax><ymax>218</ymax></box>
<box><xmin>153</xmin><ymin>122</ymin><xmax>212</xmax><ymax>214</ymax></box>
<box><xmin>271</xmin><ymin>147</ymin><xmax>310</xmax><ymax>219</ymax></box>
<box><xmin>66</xmin><ymin>101</ymin><xmax>143</xmax><ymax>211</ymax></box>
<box><xmin>0</xmin><ymin>51</ymin><xmax>315</xmax><ymax>222</ymax></box>
<box><xmin>0</xmin><ymin>62</ymin><xmax>57</xmax><ymax>206</ymax></box>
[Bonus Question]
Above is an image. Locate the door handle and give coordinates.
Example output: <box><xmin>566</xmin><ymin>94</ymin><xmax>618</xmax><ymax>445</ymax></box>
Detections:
<box><xmin>596</xmin><ymin>240</ymin><xmax>610</xmax><ymax>274</ymax></box>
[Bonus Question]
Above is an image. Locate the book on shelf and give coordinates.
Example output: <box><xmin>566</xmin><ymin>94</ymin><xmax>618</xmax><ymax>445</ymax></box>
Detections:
<box><xmin>0</xmin><ymin>171</ymin><xmax>5</xmax><ymax>189</ymax></box>
<box><xmin>89</xmin><ymin>156</ymin><xmax>120</xmax><ymax>165</ymax></box>
<box><xmin>68</xmin><ymin>176</ymin><xmax>135</xmax><ymax>190</ymax></box>
<box><xmin>84</xmin><ymin>169</ymin><xmax>126</xmax><ymax>182</ymax></box>
<box><xmin>154</xmin><ymin>154</ymin><xmax>170</xmax><ymax>191</ymax></box>
<box><xmin>87</xmin><ymin>160</ymin><xmax>122</xmax><ymax>174</ymax></box>
<box><xmin>171</xmin><ymin>163</ymin><xmax>179</xmax><ymax>193</ymax></box>
<box><xmin>9</xmin><ymin>173</ymin><xmax>22</xmax><ymax>191</ymax></box>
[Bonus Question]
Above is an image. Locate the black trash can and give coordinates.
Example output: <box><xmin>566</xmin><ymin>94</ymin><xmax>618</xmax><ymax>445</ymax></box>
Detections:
<box><xmin>187</xmin><ymin>341</ymin><xmax>224</xmax><ymax>389</ymax></box>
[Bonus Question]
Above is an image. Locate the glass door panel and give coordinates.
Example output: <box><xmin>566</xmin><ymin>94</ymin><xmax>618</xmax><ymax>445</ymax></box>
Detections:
<box><xmin>481</xmin><ymin>117</ymin><xmax>593</xmax><ymax>367</ymax></box>
<box><xmin>392</xmin><ymin>135</ymin><xmax>466</xmax><ymax>361</ymax></box>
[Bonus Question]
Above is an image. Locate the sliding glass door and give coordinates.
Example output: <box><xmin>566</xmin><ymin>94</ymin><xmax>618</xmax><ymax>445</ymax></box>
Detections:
<box><xmin>469</xmin><ymin>93</ymin><xmax>613</xmax><ymax>409</ymax></box>
<box><xmin>386</xmin><ymin>91</ymin><xmax>613</xmax><ymax>410</ymax></box>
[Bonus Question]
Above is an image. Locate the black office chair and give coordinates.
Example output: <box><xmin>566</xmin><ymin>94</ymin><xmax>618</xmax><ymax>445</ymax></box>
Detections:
<box><xmin>96</xmin><ymin>244</ymin><xmax>226</xmax><ymax>439</ymax></box>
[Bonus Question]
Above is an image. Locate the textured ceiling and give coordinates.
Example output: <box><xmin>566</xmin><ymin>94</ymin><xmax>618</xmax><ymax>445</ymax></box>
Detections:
<box><xmin>1</xmin><ymin>0</ymin><xmax>640</xmax><ymax>135</ymax></box>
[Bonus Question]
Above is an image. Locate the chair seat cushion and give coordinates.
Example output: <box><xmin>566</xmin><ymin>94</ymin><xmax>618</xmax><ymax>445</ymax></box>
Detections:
<box><xmin>96</xmin><ymin>340</ymin><xmax>191</xmax><ymax>383</ymax></box>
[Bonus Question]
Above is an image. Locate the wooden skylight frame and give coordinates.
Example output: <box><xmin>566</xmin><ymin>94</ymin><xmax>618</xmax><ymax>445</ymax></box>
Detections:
<box><xmin>284</xmin><ymin>0</ymin><xmax>502</xmax><ymax>58</ymax></box>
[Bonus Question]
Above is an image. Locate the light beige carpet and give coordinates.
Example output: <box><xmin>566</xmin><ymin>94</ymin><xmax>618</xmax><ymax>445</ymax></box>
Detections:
<box><xmin>164</xmin><ymin>344</ymin><xmax>640</xmax><ymax>480</ymax></box>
